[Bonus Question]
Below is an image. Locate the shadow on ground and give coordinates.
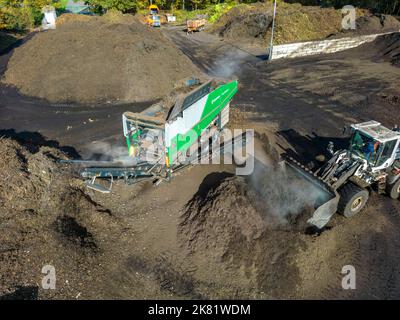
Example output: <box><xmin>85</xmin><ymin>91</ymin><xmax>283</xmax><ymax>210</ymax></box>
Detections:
<box><xmin>277</xmin><ymin>129</ymin><xmax>349</xmax><ymax>165</ymax></box>
<box><xmin>0</xmin><ymin>128</ymin><xmax>80</xmax><ymax>158</ymax></box>
<box><xmin>0</xmin><ymin>286</ymin><xmax>38</xmax><ymax>300</ymax></box>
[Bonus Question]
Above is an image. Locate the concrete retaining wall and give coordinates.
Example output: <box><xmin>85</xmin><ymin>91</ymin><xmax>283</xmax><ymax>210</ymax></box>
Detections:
<box><xmin>270</xmin><ymin>31</ymin><xmax>399</xmax><ymax>60</ymax></box>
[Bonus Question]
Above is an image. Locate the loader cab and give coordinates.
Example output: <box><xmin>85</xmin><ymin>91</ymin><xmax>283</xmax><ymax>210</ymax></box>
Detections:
<box><xmin>349</xmin><ymin>121</ymin><xmax>400</xmax><ymax>171</ymax></box>
<box><xmin>396</xmin><ymin>141</ymin><xmax>400</xmax><ymax>160</ymax></box>
<box><xmin>149</xmin><ymin>5</ymin><xmax>159</xmax><ymax>15</ymax></box>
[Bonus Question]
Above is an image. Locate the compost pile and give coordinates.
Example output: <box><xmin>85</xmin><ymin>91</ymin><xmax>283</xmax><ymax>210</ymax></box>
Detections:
<box><xmin>351</xmin><ymin>14</ymin><xmax>400</xmax><ymax>35</ymax></box>
<box><xmin>0</xmin><ymin>135</ymin><xmax>119</xmax><ymax>299</ymax></box>
<box><xmin>178</xmin><ymin>173</ymin><xmax>308</xmax><ymax>297</ymax></box>
<box><xmin>210</xmin><ymin>2</ymin><xmax>400</xmax><ymax>45</ymax></box>
<box><xmin>2</xmin><ymin>12</ymin><xmax>200</xmax><ymax>104</ymax></box>
<box><xmin>212</xmin><ymin>6</ymin><xmax>273</xmax><ymax>41</ymax></box>
<box><xmin>210</xmin><ymin>3</ymin><xmax>344</xmax><ymax>45</ymax></box>
<box><xmin>341</xmin><ymin>31</ymin><xmax>400</xmax><ymax>67</ymax></box>
<box><xmin>179</xmin><ymin>176</ymin><xmax>266</xmax><ymax>258</ymax></box>
<box><xmin>0</xmin><ymin>136</ymin><xmax>66</xmax><ymax>212</ymax></box>
<box><xmin>372</xmin><ymin>32</ymin><xmax>400</xmax><ymax>67</ymax></box>
<box><xmin>178</xmin><ymin>160</ymin><xmax>317</xmax><ymax>255</ymax></box>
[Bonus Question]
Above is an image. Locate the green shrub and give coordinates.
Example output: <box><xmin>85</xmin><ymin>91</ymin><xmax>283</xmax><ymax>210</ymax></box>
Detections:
<box><xmin>172</xmin><ymin>1</ymin><xmax>239</xmax><ymax>24</ymax></box>
<box><xmin>0</xmin><ymin>0</ymin><xmax>61</xmax><ymax>31</ymax></box>
<box><xmin>86</xmin><ymin>0</ymin><xmax>137</xmax><ymax>14</ymax></box>
<box><xmin>208</xmin><ymin>2</ymin><xmax>237</xmax><ymax>23</ymax></box>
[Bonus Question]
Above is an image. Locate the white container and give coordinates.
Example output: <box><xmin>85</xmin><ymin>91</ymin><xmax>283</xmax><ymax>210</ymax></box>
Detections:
<box><xmin>166</xmin><ymin>15</ymin><xmax>176</xmax><ymax>22</ymax></box>
<box><xmin>42</xmin><ymin>7</ymin><xmax>57</xmax><ymax>30</ymax></box>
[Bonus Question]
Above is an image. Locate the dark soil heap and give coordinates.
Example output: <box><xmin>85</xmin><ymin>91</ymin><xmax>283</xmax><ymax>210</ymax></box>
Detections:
<box><xmin>178</xmin><ymin>174</ymin><xmax>304</xmax><ymax>297</ymax></box>
<box><xmin>213</xmin><ymin>7</ymin><xmax>273</xmax><ymax>41</ymax></box>
<box><xmin>373</xmin><ymin>32</ymin><xmax>400</xmax><ymax>67</ymax></box>
<box><xmin>178</xmin><ymin>158</ymin><xmax>316</xmax><ymax>260</ymax></box>
<box><xmin>0</xmin><ymin>135</ymin><xmax>119</xmax><ymax>299</ymax></box>
<box><xmin>341</xmin><ymin>31</ymin><xmax>400</xmax><ymax>67</ymax></box>
<box><xmin>354</xmin><ymin>14</ymin><xmax>400</xmax><ymax>35</ymax></box>
<box><xmin>2</xmin><ymin>12</ymin><xmax>200</xmax><ymax>105</ymax></box>
<box><xmin>179</xmin><ymin>176</ymin><xmax>266</xmax><ymax>259</ymax></box>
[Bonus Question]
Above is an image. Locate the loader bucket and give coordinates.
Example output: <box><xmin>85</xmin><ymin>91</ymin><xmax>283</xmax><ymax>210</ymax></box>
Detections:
<box><xmin>284</xmin><ymin>158</ymin><xmax>339</xmax><ymax>229</ymax></box>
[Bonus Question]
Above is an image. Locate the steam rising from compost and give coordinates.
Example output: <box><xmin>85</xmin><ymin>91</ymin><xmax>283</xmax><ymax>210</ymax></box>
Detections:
<box><xmin>85</xmin><ymin>141</ymin><xmax>136</xmax><ymax>165</ymax></box>
<box><xmin>249</xmin><ymin>153</ymin><xmax>328</xmax><ymax>224</ymax></box>
<box><xmin>213</xmin><ymin>50</ymin><xmax>249</xmax><ymax>79</ymax></box>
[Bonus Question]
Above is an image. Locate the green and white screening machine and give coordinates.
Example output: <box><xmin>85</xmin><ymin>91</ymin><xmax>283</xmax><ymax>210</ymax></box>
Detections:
<box><xmin>123</xmin><ymin>80</ymin><xmax>238</xmax><ymax>167</ymax></box>
<box><xmin>76</xmin><ymin>79</ymin><xmax>238</xmax><ymax>192</ymax></box>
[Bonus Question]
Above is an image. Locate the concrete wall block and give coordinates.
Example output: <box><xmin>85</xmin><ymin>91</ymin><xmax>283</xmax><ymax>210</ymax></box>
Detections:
<box><xmin>271</xmin><ymin>31</ymin><xmax>399</xmax><ymax>60</ymax></box>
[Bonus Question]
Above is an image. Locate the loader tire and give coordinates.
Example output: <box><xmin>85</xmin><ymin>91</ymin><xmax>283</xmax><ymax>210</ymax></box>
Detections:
<box><xmin>386</xmin><ymin>179</ymin><xmax>400</xmax><ymax>199</ymax></box>
<box><xmin>338</xmin><ymin>183</ymin><xmax>369</xmax><ymax>218</ymax></box>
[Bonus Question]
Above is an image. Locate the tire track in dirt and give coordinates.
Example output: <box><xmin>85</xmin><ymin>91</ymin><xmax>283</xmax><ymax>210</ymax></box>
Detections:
<box><xmin>312</xmin><ymin>196</ymin><xmax>400</xmax><ymax>299</ymax></box>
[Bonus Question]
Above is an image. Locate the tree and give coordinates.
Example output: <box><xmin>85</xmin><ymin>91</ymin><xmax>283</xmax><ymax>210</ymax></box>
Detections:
<box><xmin>0</xmin><ymin>0</ymin><xmax>57</xmax><ymax>30</ymax></box>
<box><xmin>287</xmin><ymin>0</ymin><xmax>400</xmax><ymax>15</ymax></box>
<box><xmin>86</xmin><ymin>0</ymin><xmax>138</xmax><ymax>13</ymax></box>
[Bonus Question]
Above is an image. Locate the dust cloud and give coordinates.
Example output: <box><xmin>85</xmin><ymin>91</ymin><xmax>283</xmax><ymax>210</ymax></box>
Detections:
<box><xmin>213</xmin><ymin>51</ymin><xmax>249</xmax><ymax>79</ymax></box>
<box><xmin>249</xmin><ymin>151</ymin><xmax>329</xmax><ymax>224</ymax></box>
<box><xmin>85</xmin><ymin>141</ymin><xmax>136</xmax><ymax>165</ymax></box>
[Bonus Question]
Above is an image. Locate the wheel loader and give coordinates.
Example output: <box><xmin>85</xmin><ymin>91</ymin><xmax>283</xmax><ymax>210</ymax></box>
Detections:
<box><xmin>285</xmin><ymin>120</ymin><xmax>400</xmax><ymax>229</ymax></box>
<box><xmin>145</xmin><ymin>5</ymin><xmax>164</xmax><ymax>27</ymax></box>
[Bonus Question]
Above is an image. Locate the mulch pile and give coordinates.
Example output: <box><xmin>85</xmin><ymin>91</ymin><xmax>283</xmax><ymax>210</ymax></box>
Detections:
<box><xmin>2</xmin><ymin>12</ymin><xmax>200</xmax><ymax>105</ymax></box>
